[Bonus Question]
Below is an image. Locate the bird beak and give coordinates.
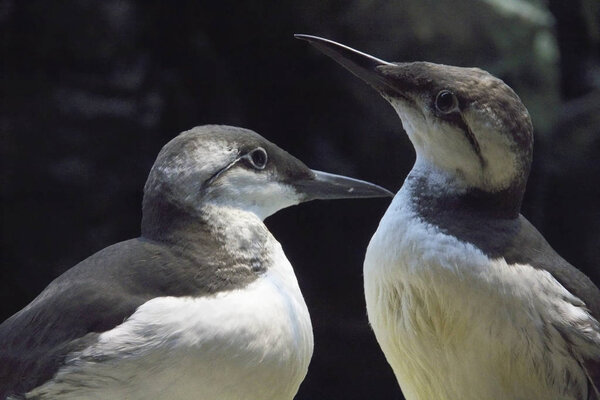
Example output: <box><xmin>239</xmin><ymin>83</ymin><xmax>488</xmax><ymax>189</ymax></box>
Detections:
<box><xmin>294</xmin><ymin>170</ymin><xmax>394</xmax><ymax>201</ymax></box>
<box><xmin>294</xmin><ymin>34</ymin><xmax>396</xmax><ymax>94</ymax></box>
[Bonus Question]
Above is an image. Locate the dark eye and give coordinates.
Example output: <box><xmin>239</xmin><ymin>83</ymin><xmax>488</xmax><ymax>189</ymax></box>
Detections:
<box><xmin>435</xmin><ymin>90</ymin><xmax>458</xmax><ymax>114</ymax></box>
<box><xmin>247</xmin><ymin>147</ymin><xmax>268</xmax><ymax>170</ymax></box>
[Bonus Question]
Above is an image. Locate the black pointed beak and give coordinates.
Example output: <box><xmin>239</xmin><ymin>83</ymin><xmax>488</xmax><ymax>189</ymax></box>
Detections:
<box><xmin>294</xmin><ymin>170</ymin><xmax>394</xmax><ymax>201</ymax></box>
<box><xmin>294</xmin><ymin>34</ymin><xmax>395</xmax><ymax>93</ymax></box>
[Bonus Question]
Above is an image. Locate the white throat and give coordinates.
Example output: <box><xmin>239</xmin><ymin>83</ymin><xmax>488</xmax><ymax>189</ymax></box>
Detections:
<box><xmin>203</xmin><ymin>169</ymin><xmax>301</xmax><ymax>221</ymax></box>
<box><xmin>388</xmin><ymin>97</ymin><xmax>520</xmax><ymax>192</ymax></box>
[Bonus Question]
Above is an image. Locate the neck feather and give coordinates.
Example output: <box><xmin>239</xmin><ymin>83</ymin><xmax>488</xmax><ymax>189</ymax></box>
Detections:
<box><xmin>406</xmin><ymin>162</ymin><xmax>525</xmax><ymax>220</ymax></box>
<box><xmin>141</xmin><ymin>193</ymin><xmax>272</xmax><ymax>262</ymax></box>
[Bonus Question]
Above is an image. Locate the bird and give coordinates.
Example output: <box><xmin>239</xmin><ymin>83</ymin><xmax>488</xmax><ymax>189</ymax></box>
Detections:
<box><xmin>0</xmin><ymin>124</ymin><xmax>393</xmax><ymax>400</ymax></box>
<box><xmin>296</xmin><ymin>35</ymin><xmax>600</xmax><ymax>400</ymax></box>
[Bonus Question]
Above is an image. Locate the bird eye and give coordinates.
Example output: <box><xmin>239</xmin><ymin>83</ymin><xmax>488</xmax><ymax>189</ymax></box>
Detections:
<box><xmin>247</xmin><ymin>147</ymin><xmax>268</xmax><ymax>170</ymax></box>
<box><xmin>435</xmin><ymin>90</ymin><xmax>458</xmax><ymax>114</ymax></box>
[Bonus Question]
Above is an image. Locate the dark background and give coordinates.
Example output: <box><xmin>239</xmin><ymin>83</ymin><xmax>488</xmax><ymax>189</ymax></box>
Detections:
<box><xmin>1</xmin><ymin>1</ymin><xmax>599</xmax><ymax>398</ymax></box>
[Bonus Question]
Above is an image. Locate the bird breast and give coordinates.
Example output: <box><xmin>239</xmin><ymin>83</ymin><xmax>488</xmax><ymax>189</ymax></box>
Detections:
<box><xmin>28</xmin><ymin>240</ymin><xmax>313</xmax><ymax>400</ymax></box>
<box><xmin>363</xmin><ymin>189</ymin><xmax>591</xmax><ymax>400</ymax></box>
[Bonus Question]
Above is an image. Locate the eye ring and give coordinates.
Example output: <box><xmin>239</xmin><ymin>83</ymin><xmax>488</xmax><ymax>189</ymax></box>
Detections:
<box><xmin>435</xmin><ymin>90</ymin><xmax>459</xmax><ymax>114</ymax></box>
<box><xmin>246</xmin><ymin>147</ymin><xmax>268</xmax><ymax>170</ymax></box>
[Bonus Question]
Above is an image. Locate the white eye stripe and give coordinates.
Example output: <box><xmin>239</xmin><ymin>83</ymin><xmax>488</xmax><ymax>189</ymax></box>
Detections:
<box><xmin>203</xmin><ymin>153</ymin><xmax>243</xmax><ymax>188</ymax></box>
<box><xmin>204</xmin><ymin>147</ymin><xmax>269</xmax><ymax>189</ymax></box>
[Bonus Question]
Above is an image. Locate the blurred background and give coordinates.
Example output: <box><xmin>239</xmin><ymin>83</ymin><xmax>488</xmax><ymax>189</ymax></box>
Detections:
<box><xmin>1</xmin><ymin>0</ymin><xmax>599</xmax><ymax>398</ymax></box>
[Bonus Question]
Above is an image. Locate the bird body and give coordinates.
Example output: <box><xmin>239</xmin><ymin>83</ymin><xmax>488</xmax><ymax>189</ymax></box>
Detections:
<box><xmin>0</xmin><ymin>125</ymin><xmax>391</xmax><ymax>399</ymax></box>
<box><xmin>17</xmin><ymin>211</ymin><xmax>312</xmax><ymax>400</ymax></box>
<box><xmin>365</xmin><ymin>160</ymin><xmax>600</xmax><ymax>400</ymax></box>
<box><xmin>297</xmin><ymin>35</ymin><xmax>600</xmax><ymax>400</ymax></box>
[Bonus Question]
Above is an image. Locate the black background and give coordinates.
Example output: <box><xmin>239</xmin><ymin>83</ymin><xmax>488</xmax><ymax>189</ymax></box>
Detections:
<box><xmin>1</xmin><ymin>1</ymin><xmax>599</xmax><ymax>398</ymax></box>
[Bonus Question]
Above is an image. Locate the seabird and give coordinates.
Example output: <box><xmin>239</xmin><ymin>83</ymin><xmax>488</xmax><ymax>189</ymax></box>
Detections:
<box><xmin>296</xmin><ymin>35</ymin><xmax>600</xmax><ymax>400</ymax></box>
<box><xmin>0</xmin><ymin>124</ymin><xmax>392</xmax><ymax>400</ymax></box>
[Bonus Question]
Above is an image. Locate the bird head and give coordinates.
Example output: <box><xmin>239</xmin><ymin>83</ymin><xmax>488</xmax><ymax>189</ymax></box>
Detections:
<box><xmin>296</xmin><ymin>35</ymin><xmax>533</xmax><ymax>216</ymax></box>
<box><xmin>141</xmin><ymin>125</ymin><xmax>392</xmax><ymax>237</ymax></box>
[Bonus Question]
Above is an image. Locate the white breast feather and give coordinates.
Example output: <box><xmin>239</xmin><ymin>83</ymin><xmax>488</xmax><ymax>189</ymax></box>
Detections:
<box><xmin>29</xmin><ymin>240</ymin><xmax>313</xmax><ymax>400</ymax></box>
<box><xmin>364</xmin><ymin>187</ymin><xmax>600</xmax><ymax>400</ymax></box>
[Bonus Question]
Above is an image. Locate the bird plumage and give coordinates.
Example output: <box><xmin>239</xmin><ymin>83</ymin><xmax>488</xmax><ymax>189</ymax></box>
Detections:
<box><xmin>0</xmin><ymin>125</ymin><xmax>391</xmax><ymax>399</ymax></box>
<box><xmin>1</xmin><ymin>233</ymin><xmax>313</xmax><ymax>400</ymax></box>
<box><xmin>365</xmin><ymin>162</ymin><xmax>600</xmax><ymax>400</ymax></box>
<box><xmin>296</xmin><ymin>34</ymin><xmax>600</xmax><ymax>400</ymax></box>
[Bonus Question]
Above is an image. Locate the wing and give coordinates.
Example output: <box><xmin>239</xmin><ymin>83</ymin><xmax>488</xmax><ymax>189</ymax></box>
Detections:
<box><xmin>426</xmin><ymin>211</ymin><xmax>600</xmax><ymax>397</ymax></box>
<box><xmin>497</xmin><ymin>216</ymin><xmax>600</xmax><ymax>398</ymax></box>
<box><xmin>0</xmin><ymin>238</ymin><xmax>213</xmax><ymax>398</ymax></box>
<box><xmin>17</xmin><ymin>266</ymin><xmax>303</xmax><ymax>400</ymax></box>
<box><xmin>508</xmin><ymin>216</ymin><xmax>600</xmax><ymax>318</ymax></box>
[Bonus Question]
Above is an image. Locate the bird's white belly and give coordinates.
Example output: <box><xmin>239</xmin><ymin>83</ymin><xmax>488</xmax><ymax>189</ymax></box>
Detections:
<box><xmin>363</xmin><ymin>195</ymin><xmax>589</xmax><ymax>400</ymax></box>
<box><xmin>29</xmin><ymin>247</ymin><xmax>313</xmax><ymax>400</ymax></box>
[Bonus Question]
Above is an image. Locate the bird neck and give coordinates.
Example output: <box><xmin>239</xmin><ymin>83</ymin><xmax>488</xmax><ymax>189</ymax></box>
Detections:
<box><xmin>141</xmin><ymin>193</ymin><xmax>273</xmax><ymax>259</ymax></box>
<box><xmin>405</xmin><ymin>161</ymin><xmax>524</xmax><ymax>220</ymax></box>
<box><xmin>197</xmin><ymin>203</ymin><xmax>274</xmax><ymax>253</ymax></box>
